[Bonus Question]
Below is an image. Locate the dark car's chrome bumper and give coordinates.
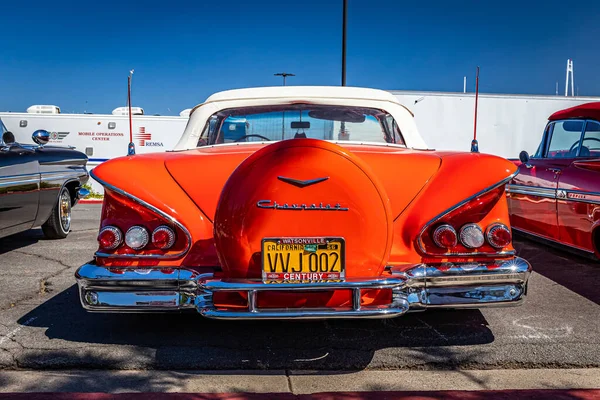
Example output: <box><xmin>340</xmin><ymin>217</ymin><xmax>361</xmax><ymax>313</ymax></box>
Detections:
<box><xmin>75</xmin><ymin>257</ymin><xmax>531</xmax><ymax>319</ymax></box>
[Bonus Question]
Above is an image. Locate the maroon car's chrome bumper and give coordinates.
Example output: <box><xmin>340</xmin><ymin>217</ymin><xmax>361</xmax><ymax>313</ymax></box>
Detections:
<box><xmin>75</xmin><ymin>257</ymin><xmax>531</xmax><ymax>319</ymax></box>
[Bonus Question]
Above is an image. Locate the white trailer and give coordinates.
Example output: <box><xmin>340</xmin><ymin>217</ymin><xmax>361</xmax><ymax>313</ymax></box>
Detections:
<box><xmin>1</xmin><ymin>107</ymin><xmax>189</xmax><ymax>193</ymax></box>
<box><xmin>391</xmin><ymin>91</ymin><xmax>600</xmax><ymax>158</ymax></box>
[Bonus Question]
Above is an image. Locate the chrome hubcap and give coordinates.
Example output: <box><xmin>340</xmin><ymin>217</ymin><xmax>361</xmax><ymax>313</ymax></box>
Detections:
<box><xmin>59</xmin><ymin>191</ymin><xmax>71</xmax><ymax>232</ymax></box>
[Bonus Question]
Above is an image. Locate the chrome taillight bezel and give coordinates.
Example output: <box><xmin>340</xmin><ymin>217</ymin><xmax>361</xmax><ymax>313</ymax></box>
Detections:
<box><xmin>459</xmin><ymin>223</ymin><xmax>485</xmax><ymax>249</ymax></box>
<box><xmin>152</xmin><ymin>225</ymin><xmax>176</xmax><ymax>249</ymax></box>
<box><xmin>98</xmin><ymin>226</ymin><xmax>123</xmax><ymax>250</ymax></box>
<box><xmin>432</xmin><ymin>224</ymin><xmax>458</xmax><ymax>248</ymax></box>
<box><xmin>486</xmin><ymin>223</ymin><xmax>512</xmax><ymax>248</ymax></box>
<box><xmin>125</xmin><ymin>226</ymin><xmax>150</xmax><ymax>250</ymax></box>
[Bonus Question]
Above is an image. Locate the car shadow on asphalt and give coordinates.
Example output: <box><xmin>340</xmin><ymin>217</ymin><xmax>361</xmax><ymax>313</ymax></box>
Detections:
<box><xmin>16</xmin><ymin>284</ymin><xmax>494</xmax><ymax>370</ymax></box>
<box><xmin>0</xmin><ymin>229</ymin><xmax>44</xmax><ymax>255</ymax></box>
<box><xmin>514</xmin><ymin>236</ymin><xmax>600</xmax><ymax>305</ymax></box>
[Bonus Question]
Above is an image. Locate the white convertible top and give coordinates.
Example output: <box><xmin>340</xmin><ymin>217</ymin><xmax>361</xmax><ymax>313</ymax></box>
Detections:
<box><xmin>174</xmin><ymin>86</ymin><xmax>429</xmax><ymax>150</ymax></box>
<box><xmin>204</xmin><ymin>86</ymin><xmax>404</xmax><ymax>105</ymax></box>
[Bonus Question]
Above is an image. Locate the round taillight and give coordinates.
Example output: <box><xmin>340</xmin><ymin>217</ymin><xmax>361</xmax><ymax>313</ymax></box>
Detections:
<box><xmin>125</xmin><ymin>226</ymin><xmax>149</xmax><ymax>250</ymax></box>
<box><xmin>459</xmin><ymin>223</ymin><xmax>485</xmax><ymax>248</ymax></box>
<box><xmin>432</xmin><ymin>224</ymin><xmax>458</xmax><ymax>248</ymax></box>
<box><xmin>152</xmin><ymin>226</ymin><xmax>176</xmax><ymax>250</ymax></box>
<box><xmin>98</xmin><ymin>226</ymin><xmax>122</xmax><ymax>250</ymax></box>
<box><xmin>486</xmin><ymin>223</ymin><xmax>512</xmax><ymax>248</ymax></box>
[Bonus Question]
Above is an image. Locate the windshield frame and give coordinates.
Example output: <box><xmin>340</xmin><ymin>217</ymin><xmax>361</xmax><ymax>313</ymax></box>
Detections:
<box><xmin>196</xmin><ymin>104</ymin><xmax>405</xmax><ymax>147</ymax></box>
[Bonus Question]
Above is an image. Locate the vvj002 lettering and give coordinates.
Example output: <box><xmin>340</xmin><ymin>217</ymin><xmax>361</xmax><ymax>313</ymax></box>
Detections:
<box><xmin>265</xmin><ymin>252</ymin><xmax>340</xmax><ymax>273</ymax></box>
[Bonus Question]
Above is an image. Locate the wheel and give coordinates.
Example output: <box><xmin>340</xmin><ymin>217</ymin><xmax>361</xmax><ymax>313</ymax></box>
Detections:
<box><xmin>42</xmin><ymin>186</ymin><xmax>72</xmax><ymax>239</ymax></box>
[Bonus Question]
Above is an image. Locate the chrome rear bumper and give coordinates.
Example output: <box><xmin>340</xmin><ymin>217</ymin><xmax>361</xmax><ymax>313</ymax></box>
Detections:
<box><xmin>75</xmin><ymin>257</ymin><xmax>531</xmax><ymax>319</ymax></box>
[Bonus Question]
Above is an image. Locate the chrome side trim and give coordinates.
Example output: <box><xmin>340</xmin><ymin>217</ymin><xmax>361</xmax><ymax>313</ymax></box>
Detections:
<box><xmin>416</xmin><ymin>171</ymin><xmax>518</xmax><ymax>257</ymax></box>
<box><xmin>508</xmin><ymin>184</ymin><xmax>600</xmax><ymax>206</ymax></box>
<box><xmin>506</xmin><ymin>184</ymin><xmax>557</xmax><ymax>199</ymax></box>
<box><xmin>40</xmin><ymin>171</ymin><xmax>87</xmax><ymax>182</ymax></box>
<box><xmin>90</xmin><ymin>169</ymin><xmax>193</xmax><ymax>260</ymax></box>
<box><xmin>39</xmin><ymin>159</ymin><xmax>85</xmax><ymax>165</ymax></box>
<box><xmin>0</xmin><ymin>173</ymin><xmax>40</xmax><ymax>187</ymax></box>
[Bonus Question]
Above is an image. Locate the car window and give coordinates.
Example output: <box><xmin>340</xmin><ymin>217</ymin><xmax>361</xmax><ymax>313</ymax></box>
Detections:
<box><xmin>579</xmin><ymin>120</ymin><xmax>600</xmax><ymax>157</ymax></box>
<box><xmin>197</xmin><ymin>104</ymin><xmax>405</xmax><ymax>146</ymax></box>
<box><xmin>545</xmin><ymin>120</ymin><xmax>584</xmax><ymax>158</ymax></box>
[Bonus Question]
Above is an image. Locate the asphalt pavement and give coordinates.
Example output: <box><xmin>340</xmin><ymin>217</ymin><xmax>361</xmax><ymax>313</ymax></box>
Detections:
<box><xmin>1</xmin><ymin>204</ymin><xmax>599</xmax><ymax>377</ymax></box>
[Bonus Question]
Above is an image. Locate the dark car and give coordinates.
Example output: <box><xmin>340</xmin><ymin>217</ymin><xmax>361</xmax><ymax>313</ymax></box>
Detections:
<box><xmin>1</xmin><ymin>120</ymin><xmax>89</xmax><ymax>239</ymax></box>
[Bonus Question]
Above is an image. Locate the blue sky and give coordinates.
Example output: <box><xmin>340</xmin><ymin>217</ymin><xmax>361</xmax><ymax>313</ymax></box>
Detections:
<box><xmin>1</xmin><ymin>0</ymin><xmax>599</xmax><ymax>115</ymax></box>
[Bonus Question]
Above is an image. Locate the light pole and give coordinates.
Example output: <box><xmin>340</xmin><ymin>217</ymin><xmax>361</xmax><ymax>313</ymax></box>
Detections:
<box><xmin>274</xmin><ymin>72</ymin><xmax>295</xmax><ymax>86</ymax></box>
<box><xmin>341</xmin><ymin>0</ymin><xmax>347</xmax><ymax>86</ymax></box>
<box><xmin>339</xmin><ymin>0</ymin><xmax>349</xmax><ymax>139</ymax></box>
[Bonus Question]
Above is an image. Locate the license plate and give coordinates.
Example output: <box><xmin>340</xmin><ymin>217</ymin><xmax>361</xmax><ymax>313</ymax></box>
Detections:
<box><xmin>261</xmin><ymin>237</ymin><xmax>345</xmax><ymax>283</ymax></box>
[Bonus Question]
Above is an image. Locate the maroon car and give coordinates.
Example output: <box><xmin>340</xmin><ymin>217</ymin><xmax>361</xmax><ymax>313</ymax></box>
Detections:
<box><xmin>508</xmin><ymin>102</ymin><xmax>600</xmax><ymax>258</ymax></box>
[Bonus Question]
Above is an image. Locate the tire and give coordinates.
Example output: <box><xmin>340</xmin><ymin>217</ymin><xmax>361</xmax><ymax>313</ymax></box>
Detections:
<box><xmin>42</xmin><ymin>186</ymin><xmax>72</xmax><ymax>239</ymax></box>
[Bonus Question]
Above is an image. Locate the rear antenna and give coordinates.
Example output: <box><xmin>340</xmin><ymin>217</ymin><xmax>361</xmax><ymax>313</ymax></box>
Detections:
<box><xmin>470</xmin><ymin>66</ymin><xmax>480</xmax><ymax>153</ymax></box>
<box><xmin>127</xmin><ymin>69</ymin><xmax>136</xmax><ymax>156</ymax></box>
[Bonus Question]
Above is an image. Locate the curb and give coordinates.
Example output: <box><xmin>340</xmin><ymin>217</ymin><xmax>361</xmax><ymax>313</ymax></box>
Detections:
<box><xmin>79</xmin><ymin>199</ymin><xmax>104</xmax><ymax>204</ymax></box>
<box><xmin>1</xmin><ymin>390</ymin><xmax>600</xmax><ymax>399</ymax></box>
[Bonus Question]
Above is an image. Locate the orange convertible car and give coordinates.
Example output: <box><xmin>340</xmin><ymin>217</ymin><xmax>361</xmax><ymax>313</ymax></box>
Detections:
<box><xmin>75</xmin><ymin>87</ymin><xmax>531</xmax><ymax>319</ymax></box>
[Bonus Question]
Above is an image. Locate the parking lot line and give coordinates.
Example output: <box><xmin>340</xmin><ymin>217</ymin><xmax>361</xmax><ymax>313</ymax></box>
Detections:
<box><xmin>0</xmin><ymin>317</ymin><xmax>36</xmax><ymax>346</ymax></box>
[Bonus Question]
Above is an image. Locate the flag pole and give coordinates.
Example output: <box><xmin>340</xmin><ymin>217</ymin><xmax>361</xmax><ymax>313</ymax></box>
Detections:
<box><xmin>127</xmin><ymin>69</ymin><xmax>135</xmax><ymax>155</ymax></box>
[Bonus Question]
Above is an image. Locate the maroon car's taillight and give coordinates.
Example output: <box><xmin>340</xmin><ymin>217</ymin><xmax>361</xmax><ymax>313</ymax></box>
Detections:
<box><xmin>486</xmin><ymin>223</ymin><xmax>511</xmax><ymax>248</ymax></box>
<box><xmin>432</xmin><ymin>224</ymin><xmax>457</xmax><ymax>248</ymax></box>
<box><xmin>125</xmin><ymin>226</ymin><xmax>150</xmax><ymax>250</ymax></box>
<box><xmin>152</xmin><ymin>226</ymin><xmax>176</xmax><ymax>249</ymax></box>
<box><xmin>98</xmin><ymin>226</ymin><xmax>123</xmax><ymax>250</ymax></box>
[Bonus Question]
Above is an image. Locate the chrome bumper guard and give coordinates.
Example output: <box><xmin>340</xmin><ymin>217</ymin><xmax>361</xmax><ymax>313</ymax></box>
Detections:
<box><xmin>75</xmin><ymin>257</ymin><xmax>531</xmax><ymax>319</ymax></box>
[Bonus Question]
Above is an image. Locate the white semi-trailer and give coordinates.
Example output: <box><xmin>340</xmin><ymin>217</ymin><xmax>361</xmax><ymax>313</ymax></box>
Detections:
<box><xmin>391</xmin><ymin>91</ymin><xmax>600</xmax><ymax>158</ymax></box>
<box><xmin>1</xmin><ymin>106</ymin><xmax>189</xmax><ymax>192</ymax></box>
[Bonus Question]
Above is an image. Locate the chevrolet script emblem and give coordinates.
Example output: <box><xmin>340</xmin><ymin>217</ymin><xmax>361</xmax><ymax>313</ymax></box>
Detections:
<box><xmin>277</xmin><ymin>176</ymin><xmax>329</xmax><ymax>188</ymax></box>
